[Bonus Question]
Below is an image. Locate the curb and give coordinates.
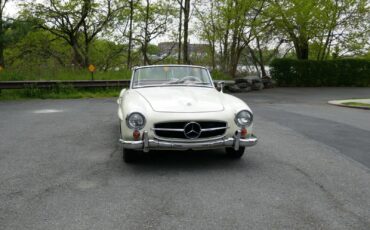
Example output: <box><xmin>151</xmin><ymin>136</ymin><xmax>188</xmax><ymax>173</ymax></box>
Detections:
<box><xmin>328</xmin><ymin>100</ymin><xmax>370</xmax><ymax>110</ymax></box>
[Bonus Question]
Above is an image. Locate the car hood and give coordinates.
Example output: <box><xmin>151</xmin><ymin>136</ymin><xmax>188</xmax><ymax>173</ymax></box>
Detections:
<box><xmin>135</xmin><ymin>87</ymin><xmax>225</xmax><ymax>113</ymax></box>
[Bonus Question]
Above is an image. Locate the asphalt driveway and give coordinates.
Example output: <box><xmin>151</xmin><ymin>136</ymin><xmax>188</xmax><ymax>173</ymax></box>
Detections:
<box><xmin>0</xmin><ymin>88</ymin><xmax>369</xmax><ymax>229</ymax></box>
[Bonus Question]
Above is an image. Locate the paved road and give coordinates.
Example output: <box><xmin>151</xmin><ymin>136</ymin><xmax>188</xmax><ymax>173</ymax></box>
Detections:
<box><xmin>0</xmin><ymin>88</ymin><xmax>369</xmax><ymax>230</ymax></box>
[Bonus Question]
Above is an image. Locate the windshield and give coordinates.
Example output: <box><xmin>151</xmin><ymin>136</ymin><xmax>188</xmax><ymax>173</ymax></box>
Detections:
<box><xmin>132</xmin><ymin>66</ymin><xmax>213</xmax><ymax>88</ymax></box>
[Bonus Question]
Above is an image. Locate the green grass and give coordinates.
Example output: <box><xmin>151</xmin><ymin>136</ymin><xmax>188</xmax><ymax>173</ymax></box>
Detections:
<box><xmin>342</xmin><ymin>102</ymin><xmax>370</xmax><ymax>108</ymax></box>
<box><xmin>0</xmin><ymin>86</ymin><xmax>122</xmax><ymax>100</ymax></box>
<box><xmin>0</xmin><ymin>68</ymin><xmax>132</xmax><ymax>81</ymax></box>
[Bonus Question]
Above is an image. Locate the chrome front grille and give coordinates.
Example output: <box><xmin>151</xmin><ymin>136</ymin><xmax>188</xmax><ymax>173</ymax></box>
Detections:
<box><xmin>153</xmin><ymin>121</ymin><xmax>227</xmax><ymax>139</ymax></box>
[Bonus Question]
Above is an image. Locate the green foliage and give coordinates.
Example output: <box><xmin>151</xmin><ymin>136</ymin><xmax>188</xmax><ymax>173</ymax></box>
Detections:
<box><xmin>270</xmin><ymin>58</ymin><xmax>370</xmax><ymax>86</ymax></box>
<box><xmin>3</xmin><ymin>19</ymin><xmax>37</xmax><ymax>46</ymax></box>
<box><xmin>89</xmin><ymin>39</ymin><xmax>126</xmax><ymax>71</ymax></box>
<box><xmin>209</xmin><ymin>69</ymin><xmax>232</xmax><ymax>80</ymax></box>
<box><xmin>5</xmin><ymin>29</ymin><xmax>70</xmax><ymax>68</ymax></box>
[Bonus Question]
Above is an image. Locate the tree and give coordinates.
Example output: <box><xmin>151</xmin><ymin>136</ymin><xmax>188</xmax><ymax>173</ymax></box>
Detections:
<box><xmin>194</xmin><ymin>0</ymin><xmax>265</xmax><ymax>77</ymax></box>
<box><xmin>127</xmin><ymin>0</ymin><xmax>134</xmax><ymax>69</ymax></box>
<box><xmin>5</xmin><ymin>29</ymin><xmax>70</xmax><ymax>70</ymax></box>
<box><xmin>194</xmin><ymin>0</ymin><xmax>217</xmax><ymax>69</ymax></box>
<box><xmin>223</xmin><ymin>0</ymin><xmax>263</xmax><ymax>77</ymax></box>
<box><xmin>268</xmin><ymin>0</ymin><xmax>322</xmax><ymax>60</ymax></box>
<box><xmin>0</xmin><ymin>0</ymin><xmax>10</xmax><ymax>67</ymax></box>
<box><xmin>176</xmin><ymin>0</ymin><xmax>190</xmax><ymax>64</ymax></box>
<box><xmin>135</xmin><ymin>0</ymin><xmax>173</xmax><ymax>65</ymax></box>
<box><xmin>177</xmin><ymin>0</ymin><xmax>182</xmax><ymax>64</ymax></box>
<box><xmin>182</xmin><ymin>0</ymin><xmax>190</xmax><ymax>64</ymax></box>
<box><xmin>267</xmin><ymin>0</ymin><xmax>368</xmax><ymax>60</ymax></box>
<box><xmin>313</xmin><ymin>0</ymin><xmax>369</xmax><ymax>60</ymax></box>
<box><xmin>90</xmin><ymin>39</ymin><xmax>126</xmax><ymax>71</ymax></box>
<box><xmin>25</xmin><ymin>0</ymin><xmax>124</xmax><ymax>68</ymax></box>
<box><xmin>246</xmin><ymin>0</ymin><xmax>286</xmax><ymax>77</ymax></box>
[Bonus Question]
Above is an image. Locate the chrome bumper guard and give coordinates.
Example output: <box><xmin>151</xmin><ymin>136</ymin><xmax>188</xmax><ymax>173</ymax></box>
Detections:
<box><xmin>119</xmin><ymin>130</ymin><xmax>257</xmax><ymax>152</ymax></box>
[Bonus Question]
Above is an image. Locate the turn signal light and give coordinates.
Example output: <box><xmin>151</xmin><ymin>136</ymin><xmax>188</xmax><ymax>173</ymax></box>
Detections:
<box><xmin>133</xmin><ymin>130</ymin><xmax>140</xmax><ymax>140</ymax></box>
<box><xmin>241</xmin><ymin>128</ymin><xmax>247</xmax><ymax>138</ymax></box>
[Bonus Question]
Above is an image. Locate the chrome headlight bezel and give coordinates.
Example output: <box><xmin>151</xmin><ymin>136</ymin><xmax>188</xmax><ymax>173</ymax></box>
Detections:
<box><xmin>234</xmin><ymin>110</ymin><xmax>253</xmax><ymax>127</ymax></box>
<box><xmin>126</xmin><ymin>112</ymin><xmax>146</xmax><ymax>130</ymax></box>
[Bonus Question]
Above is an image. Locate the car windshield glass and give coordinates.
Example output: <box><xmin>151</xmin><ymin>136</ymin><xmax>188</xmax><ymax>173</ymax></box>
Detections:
<box><xmin>132</xmin><ymin>66</ymin><xmax>213</xmax><ymax>88</ymax></box>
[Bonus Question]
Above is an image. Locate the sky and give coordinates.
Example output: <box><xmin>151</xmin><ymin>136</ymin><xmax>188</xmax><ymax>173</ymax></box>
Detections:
<box><xmin>4</xmin><ymin>1</ymin><xmax>20</xmax><ymax>17</ymax></box>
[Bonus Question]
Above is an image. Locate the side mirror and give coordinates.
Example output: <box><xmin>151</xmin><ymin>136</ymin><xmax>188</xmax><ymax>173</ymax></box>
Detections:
<box><xmin>217</xmin><ymin>81</ymin><xmax>225</xmax><ymax>92</ymax></box>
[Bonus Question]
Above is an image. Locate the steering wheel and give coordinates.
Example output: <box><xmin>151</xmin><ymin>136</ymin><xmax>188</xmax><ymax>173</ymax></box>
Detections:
<box><xmin>176</xmin><ymin>76</ymin><xmax>202</xmax><ymax>84</ymax></box>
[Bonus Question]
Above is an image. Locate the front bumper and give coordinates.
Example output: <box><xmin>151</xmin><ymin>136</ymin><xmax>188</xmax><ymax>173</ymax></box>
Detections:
<box><xmin>119</xmin><ymin>130</ymin><xmax>258</xmax><ymax>152</ymax></box>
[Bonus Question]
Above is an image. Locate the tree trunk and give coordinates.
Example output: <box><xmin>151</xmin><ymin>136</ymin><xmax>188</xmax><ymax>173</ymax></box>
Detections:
<box><xmin>0</xmin><ymin>2</ymin><xmax>4</xmax><ymax>67</ymax></box>
<box><xmin>211</xmin><ymin>42</ymin><xmax>215</xmax><ymax>70</ymax></box>
<box><xmin>0</xmin><ymin>18</ymin><xmax>4</xmax><ymax>67</ymax></box>
<box><xmin>229</xmin><ymin>27</ymin><xmax>238</xmax><ymax>77</ymax></box>
<box><xmin>294</xmin><ymin>36</ymin><xmax>309</xmax><ymax>60</ymax></box>
<box><xmin>182</xmin><ymin>0</ymin><xmax>190</xmax><ymax>64</ymax></box>
<box><xmin>71</xmin><ymin>38</ymin><xmax>85</xmax><ymax>68</ymax></box>
<box><xmin>222</xmin><ymin>19</ymin><xmax>230</xmax><ymax>70</ymax></box>
<box><xmin>83</xmin><ymin>22</ymin><xmax>90</xmax><ymax>68</ymax></box>
<box><xmin>127</xmin><ymin>0</ymin><xmax>134</xmax><ymax>68</ymax></box>
<box><xmin>143</xmin><ymin>0</ymin><xmax>150</xmax><ymax>65</ymax></box>
<box><xmin>256</xmin><ymin>37</ymin><xmax>267</xmax><ymax>77</ymax></box>
<box><xmin>84</xmin><ymin>44</ymin><xmax>89</xmax><ymax>67</ymax></box>
<box><xmin>177</xmin><ymin>0</ymin><xmax>182</xmax><ymax>64</ymax></box>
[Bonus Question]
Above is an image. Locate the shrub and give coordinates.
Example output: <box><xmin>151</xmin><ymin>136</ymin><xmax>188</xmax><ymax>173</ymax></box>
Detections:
<box><xmin>270</xmin><ymin>58</ymin><xmax>370</xmax><ymax>87</ymax></box>
<box><xmin>210</xmin><ymin>69</ymin><xmax>233</xmax><ymax>80</ymax></box>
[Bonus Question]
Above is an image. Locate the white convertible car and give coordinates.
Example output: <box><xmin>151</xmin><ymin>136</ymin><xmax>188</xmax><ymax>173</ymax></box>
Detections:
<box><xmin>117</xmin><ymin>65</ymin><xmax>257</xmax><ymax>162</ymax></box>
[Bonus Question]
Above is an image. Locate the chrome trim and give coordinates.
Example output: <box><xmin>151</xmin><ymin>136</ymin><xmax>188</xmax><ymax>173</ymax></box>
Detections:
<box><xmin>234</xmin><ymin>130</ymin><xmax>241</xmax><ymax>151</ymax></box>
<box><xmin>119</xmin><ymin>133</ymin><xmax>258</xmax><ymax>151</ymax></box>
<box><xmin>151</xmin><ymin>126</ymin><xmax>228</xmax><ymax>132</ymax></box>
<box><xmin>151</xmin><ymin>128</ymin><xmax>184</xmax><ymax>132</ymax></box>
<box><xmin>152</xmin><ymin>121</ymin><xmax>229</xmax><ymax>141</ymax></box>
<box><xmin>143</xmin><ymin>131</ymin><xmax>149</xmax><ymax>152</ymax></box>
<box><xmin>202</xmin><ymin>127</ymin><xmax>229</xmax><ymax>131</ymax></box>
<box><xmin>134</xmin><ymin>64</ymin><xmax>209</xmax><ymax>70</ymax></box>
<box><xmin>153</xmin><ymin>134</ymin><xmax>227</xmax><ymax>143</ymax></box>
<box><xmin>184</xmin><ymin>122</ymin><xmax>202</xmax><ymax>139</ymax></box>
<box><xmin>131</xmin><ymin>65</ymin><xmax>214</xmax><ymax>89</ymax></box>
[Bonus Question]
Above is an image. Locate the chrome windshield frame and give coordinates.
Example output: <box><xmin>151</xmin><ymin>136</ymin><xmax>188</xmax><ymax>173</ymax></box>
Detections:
<box><xmin>130</xmin><ymin>65</ymin><xmax>215</xmax><ymax>89</ymax></box>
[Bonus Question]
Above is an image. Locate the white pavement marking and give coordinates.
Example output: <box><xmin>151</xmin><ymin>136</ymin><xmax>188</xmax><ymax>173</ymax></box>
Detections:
<box><xmin>32</xmin><ymin>109</ymin><xmax>64</xmax><ymax>114</ymax></box>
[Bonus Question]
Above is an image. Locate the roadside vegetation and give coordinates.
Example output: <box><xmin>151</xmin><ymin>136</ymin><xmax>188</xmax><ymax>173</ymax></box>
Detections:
<box><xmin>0</xmin><ymin>0</ymin><xmax>369</xmax><ymax>99</ymax></box>
<box><xmin>270</xmin><ymin>59</ymin><xmax>370</xmax><ymax>87</ymax></box>
<box><xmin>342</xmin><ymin>102</ymin><xmax>370</xmax><ymax>108</ymax></box>
<box><xmin>0</xmin><ymin>86</ymin><xmax>121</xmax><ymax>100</ymax></box>
<box><xmin>0</xmin><ymin>68</ymin><xmax>132</xmax><ymax>81</ymax></box>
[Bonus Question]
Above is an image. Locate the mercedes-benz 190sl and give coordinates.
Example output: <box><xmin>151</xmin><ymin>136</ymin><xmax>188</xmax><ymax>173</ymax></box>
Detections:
<box><xmin>117</xmin><ymin>65</ymin><xmax>257</xmax><ymax>163</ymax></box>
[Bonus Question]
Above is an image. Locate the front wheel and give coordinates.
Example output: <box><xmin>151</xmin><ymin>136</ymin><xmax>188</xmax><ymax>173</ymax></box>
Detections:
<box><xmin>123</xmin><ymin>148</ymin><xmax>139</xmax><ymax>163</ymax></box>
<box><xmin>225</xmin><ymin>147</ymin><xmax>245</xmax><ymax>159</ymax></box>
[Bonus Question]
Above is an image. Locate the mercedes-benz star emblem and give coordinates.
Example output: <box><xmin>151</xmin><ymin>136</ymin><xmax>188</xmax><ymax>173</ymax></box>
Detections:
<box><xmin>184</xmin><ymin>122</ymin><xmax>201</xmax><ymax>139</ymax></box>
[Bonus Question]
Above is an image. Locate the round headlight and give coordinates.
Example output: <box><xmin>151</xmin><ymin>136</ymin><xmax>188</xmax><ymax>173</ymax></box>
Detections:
<box><xmin>234</xmin><ymin>110</ymin><xmax>253</xmax><ymax>127</ymax></box>
<box><xmin>126</xmin><ymin>112</ymin><xmax>146</xmax><ymax>130</ymax></box>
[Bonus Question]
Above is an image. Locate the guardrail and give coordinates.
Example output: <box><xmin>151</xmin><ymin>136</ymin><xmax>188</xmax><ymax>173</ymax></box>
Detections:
<box><xmin>0</xmin><ymin>80</ymin><xmax>234</xmax><ymax>90</ymax></box>
<box><xmin>0</xmin><ymin>80</ymin><xmax>130</xmax><ymax>89</ymax></box>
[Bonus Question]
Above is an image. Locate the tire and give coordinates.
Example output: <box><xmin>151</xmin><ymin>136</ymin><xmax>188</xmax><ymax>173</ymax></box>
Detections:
<box><xmin>225</xmin><ymin>147</ymin><xmax>245</xmax><ymax>159</ymax></box>
<box><xmin>123</xmin><ymin>148</ymin><xmax>138</xmax><ymax>163</ymax></box>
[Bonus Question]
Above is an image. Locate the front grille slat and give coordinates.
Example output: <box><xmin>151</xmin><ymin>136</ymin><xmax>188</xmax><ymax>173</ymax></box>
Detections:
<box><xmin>154</xmin><ymin>121</ymin><xmax>227</xmax><ymax>139</ymax></box>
